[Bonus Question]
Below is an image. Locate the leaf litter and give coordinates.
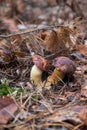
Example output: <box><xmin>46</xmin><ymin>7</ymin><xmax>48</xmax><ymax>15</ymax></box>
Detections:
<box><xmin>0</xmin><ymin>0</ymin><xmax>87</xmax><ymax>130</ymax></box>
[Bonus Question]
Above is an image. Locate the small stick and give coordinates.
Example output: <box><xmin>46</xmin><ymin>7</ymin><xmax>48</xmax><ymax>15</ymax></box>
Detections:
<box><xmin>0</xmin><ymin>25</ymin><xmax>63</xmax><ymax>38</ymax></box>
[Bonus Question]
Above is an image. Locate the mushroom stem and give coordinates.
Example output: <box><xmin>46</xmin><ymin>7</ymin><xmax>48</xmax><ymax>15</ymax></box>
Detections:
<box><xmin>44</xmin><ymin>68</ymin><xmax>65</xmax><ymax>89</ymax></box>
<box><xmin>30</xmin><ymin>65</ymin><xmax>43</xmax><ymax>88</ymax></box>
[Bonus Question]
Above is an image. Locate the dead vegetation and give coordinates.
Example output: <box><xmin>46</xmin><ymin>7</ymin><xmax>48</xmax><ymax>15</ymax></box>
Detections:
<box><xmin>0</xmin><ymin>0</ymin><xmax>87</xmax><ymax>130</ymax></box>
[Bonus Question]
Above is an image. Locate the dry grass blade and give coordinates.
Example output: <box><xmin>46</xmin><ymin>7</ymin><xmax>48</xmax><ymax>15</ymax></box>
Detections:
<box><xmin>12</xmin><ymin>92</ymin><xmax>35</xmax><ymax>123</ymax></box>
<box><xmin>73</xmin><ymin>123</ymin><xmax>84</xmax><ymax>130</ymax></box>
<box><xmin>22</xmin><ymin>92</ymin><xmax>35</xmax><ymax>108</ymax></box>
<box><xmin>32</xmin><ymin>91</ymin><xmax>53</xmax><ymax>113</ymax></box>
<box><xmin>3</xmin><ymin>108</ymin><xmax>21</xmax><ymax>123</ymax></box>
<box><xmin>36</xmin><ymin>121</ymin><xmax>74</xmax><ymax>130</ymax></box>
<box><xmin>26</xmin><ymin>33</ymin><xmax>44</xmax><ymax>55</ymax></box>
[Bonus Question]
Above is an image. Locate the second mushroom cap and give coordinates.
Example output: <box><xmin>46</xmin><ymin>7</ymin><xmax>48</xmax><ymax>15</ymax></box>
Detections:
<box><xmin>52</xmin><ymin>56</ymin><xmax>76</xmax><ymax>74</ymax></box>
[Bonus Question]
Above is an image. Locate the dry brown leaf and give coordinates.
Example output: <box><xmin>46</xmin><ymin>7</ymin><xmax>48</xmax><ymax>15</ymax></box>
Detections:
<box><xmin>57</xmin><ymin>26</ymin><xmax>74</xmax><ymax>43</ymax></box>
<box><xmin>44</xmin><ymin>30</ymin><xmax>62</xmax><ymax>52</ymax></box>
<box><xmin>45</xmin><ymin>105</ymin><xmax>83</xmax><ymax>125</ymax></box>
<box><xmin>79</xmin><ymin>107</ymin><xmax>87</xmax><ymax>125</ymax></box>
<box><xmin>71</xmin><ymin>1</ymin><xmax>84</xmax><ymax>17</ymax></box>
<box><xmin>0</xmin><ymin>96</ymin><xmax>18</xmax><ymax>124</ymax></box>
<box><xmin>2</xmin><ymin>18</ymin><xmax>18</xmax><ymax>32</ymax></box>
<box><xmin>0</xmin><ymin>39</ymin><xmax>15</xmax><ymax>64</ymax></box>
<box><xmin>81</xmin><ymin>85</ymin><xmax>87</xmax><ymax>98</ymax></box>
<box><xmin>0</xmin><ymin>37</ymin><xmax>27</xmax><ymax>64</ymax></box>
<box><xmin>44</xmin><ymin>27</ymin><xmax>78</xmax><ymax>53</ymax></box>
<box><xmin>78</xmin><ymin>45</ymin><xmax>87</xmax><ymax>57</ymax></box>
<box><xmin>14</xmin><ymin>0</ymin><xmax>25</xmax><ymax>14</ymax></box>
<box><xmin>38</xmin><ymin>30</ymin><xmax>50</xmax><ymax>41</ymax></box>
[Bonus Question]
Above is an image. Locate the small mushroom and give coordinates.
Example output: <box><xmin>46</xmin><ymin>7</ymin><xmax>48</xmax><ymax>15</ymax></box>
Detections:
<box><xmin>44</xmin><ymin>56</ymin><xmax>76</xmax><ymax>89</ymax></box>
<box><xmin>30</xmin><ymin>54</ymin><xmax>49</xmax><ymax>89</ymax></box>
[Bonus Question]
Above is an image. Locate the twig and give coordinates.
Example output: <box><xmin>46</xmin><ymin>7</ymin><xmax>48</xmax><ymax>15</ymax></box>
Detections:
<box><xmin>3</xmin><ymin>107</ymin><xmax>22</xmax><ymax>123</ymax></box>
<box><xmin>45</xmin><ymin>49</ymin><xmax>67</xmax><ymax>60</ymax></box>
<box><xmin>0</xmin><ymin>25</ymin><xmax>63</xmax><ymax>38</ymax></box>
<box><xmin>73</xmin><ymin>123</ymin><xmax>84</xmax><ymax>130</ymax></box>
<box><xmin>35</xmin><ymin>121</ymin><xmax>74</xmax><ymax>130</ymax></box>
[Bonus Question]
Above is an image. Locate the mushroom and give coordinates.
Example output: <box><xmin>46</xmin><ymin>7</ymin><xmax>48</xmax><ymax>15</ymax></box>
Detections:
<box><xmin>30</xmin><ymin>54</ymin><xmax>49</xmax><ymax>89</ymax></box>
<box><xmin>44</xmin><ymin>56</ymin><xmax>76</xmax><ymax>89</ymax></box>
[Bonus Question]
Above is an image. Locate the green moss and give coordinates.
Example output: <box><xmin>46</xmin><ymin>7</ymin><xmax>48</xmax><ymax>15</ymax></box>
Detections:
<box><xmin>0</xmin><ymin>79</ymin><xmax>24</xmax><ymax>96</ymax></box>
<box><xmin>0</xmin><ymin>79</ymin><xmax>16</xmax><ymax>96</ymax></box>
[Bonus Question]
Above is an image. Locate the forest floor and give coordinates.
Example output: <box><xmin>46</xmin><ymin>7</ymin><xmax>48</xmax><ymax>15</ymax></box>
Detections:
<box><xmin>0</xmin><ymin>0</ymin><xmax>87</xmax><ymax>130</ymax></box>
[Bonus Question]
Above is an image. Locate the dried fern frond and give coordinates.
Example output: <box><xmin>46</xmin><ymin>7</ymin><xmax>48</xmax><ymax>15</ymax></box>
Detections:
<box><xmin>70</xmin><ymin>17</ymin><xmax>87</xmax><ymax>32</ymax></box>
<box><xmin>44</xmin><ymin>30</ymin><xmax>65</xmax><ymax>52</ymax></box>
<box><xmin>0</xmin><ymin>39</ymin><xmax>14</xmax><ymax>64</ymax></box>
<box><xmin>26</xmin><ymin>33</ymin><xmax>44</xmax><ymax>56</ymax></box>
<box><xmin>44</xmin><ymin>26</ymin><xmax>79</xmax><ymax>53</ymax></box>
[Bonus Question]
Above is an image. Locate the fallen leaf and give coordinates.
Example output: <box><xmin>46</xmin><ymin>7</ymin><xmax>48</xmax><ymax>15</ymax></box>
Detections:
<box><xmin>81</xmin><ymin>85</ymin><xmax>87</xmax><ymax>97</ymax></box>
<box><xmin>0</xmin><ymin>39</ymin><xmax>14</xmax><ymax>64</ymax></box>
<box><xmin>0</xmin><ymin>96</ymin><xmax>18</xmax><ymax>124</ymax></box>
<box><xmin>44</xmin><ymin>30</ymin><xmax>62</xmax><ymax>52</ymax></box>
<box><xmin>44</xmin><ymin>27</ymin><xmax>78</xmax><ymax>53</ymax></box>
<box><xmin>78</xmin><ymin>45</ymin><xmax>87</xmax><ymax>57</ymax></box>
<box><xmin>44</xmin><ymin>105</ymin><xmax>83</xmax><ymax>125</ymax></box>
<box><xmin>79</xmin><ymin>107</ymin><xmax>87</xmax><ymax>125</ymax></box>
<box><xmin>2</xmin><ymin>18</ymin><xmax>18</xmax><ymax>32</ymax></box>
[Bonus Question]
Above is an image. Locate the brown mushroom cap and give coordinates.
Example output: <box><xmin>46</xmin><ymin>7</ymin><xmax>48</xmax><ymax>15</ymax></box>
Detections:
<box><xmin>52</xmin><ymin>56</ymin><xmax>76</xmax><ymax>74</ymax></box>
<box><xmin>32</xmin><ymin>54</ymin><xmax>49</xmax><ymax>71</ymax></box>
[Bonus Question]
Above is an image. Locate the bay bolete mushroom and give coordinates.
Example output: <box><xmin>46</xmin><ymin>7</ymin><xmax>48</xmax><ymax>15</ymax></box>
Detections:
<box><xmin>30</xmin><ymin>54</ymin><xmax>49</xmax><ymax>89</ymax></box>
<box><xmin>44</xmin><ymin>56</ymin><xmax>76</xmax><ymax>89</ymax></box>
